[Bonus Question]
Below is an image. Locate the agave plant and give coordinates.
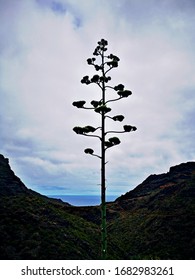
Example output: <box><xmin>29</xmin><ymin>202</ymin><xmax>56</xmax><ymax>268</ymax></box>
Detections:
<box><xmin>72</xmin><ymin>39</ymin><xmax>137</xmax><ymax>259</ymax></box>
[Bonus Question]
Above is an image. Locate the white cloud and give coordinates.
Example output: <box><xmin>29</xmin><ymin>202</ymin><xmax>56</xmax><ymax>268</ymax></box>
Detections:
<box><xmin>0</xmin><ymin>0</ymin><xmax>195</xmax><ymax>196</ymax></box>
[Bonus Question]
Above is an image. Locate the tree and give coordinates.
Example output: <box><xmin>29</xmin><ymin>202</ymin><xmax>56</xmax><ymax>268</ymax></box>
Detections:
<box><xmin>72</xmin><ymin>39</ymin><xmax>137</xmax><ymax>259</ymax></box>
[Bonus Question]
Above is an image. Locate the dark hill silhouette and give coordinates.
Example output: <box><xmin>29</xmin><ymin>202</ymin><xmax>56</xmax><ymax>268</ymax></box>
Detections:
<box><xmin>0</xmin><ymin>154</ymin><xmax>28</xmax><ymax>196</ymax></box>
<box><xmin>0</xmin><ymin>154</ymin><xmax>194</xmax><ymax>259</ymax></box>
<box><xmin>116</xmin><ymin>161</ymin><xmax>195</xmax><ymax>201</ymax></box>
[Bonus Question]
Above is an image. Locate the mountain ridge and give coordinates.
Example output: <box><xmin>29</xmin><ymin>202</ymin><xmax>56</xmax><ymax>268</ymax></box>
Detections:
<box><xmin>0</xmin><ymin>154</ymin><xmax>28</xmax><ymax>196</ymax></box>
<box><xmin>116</xmin><ymin>161</ymin><xmax>195</xmax><ymax>201</ymax></box>
<box><xmin>0</xmin><ymin>154</ymin><xmax>70</xmax><ymax>206</ymax></box>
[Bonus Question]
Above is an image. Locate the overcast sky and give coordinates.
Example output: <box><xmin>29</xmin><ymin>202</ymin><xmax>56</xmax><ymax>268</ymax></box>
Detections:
<box><xmin>0</xmin><ymin>0</ymin><xmax>195</xmax><ymax>197</ymax></box>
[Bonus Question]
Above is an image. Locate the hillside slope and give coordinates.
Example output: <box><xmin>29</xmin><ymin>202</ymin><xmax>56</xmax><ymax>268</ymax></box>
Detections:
<box><xmin>0</xmin><ymin>154</ymin><xmax>101</xmax><ymax>259</ymax></box>
<box><xmin>108</xmin><ymin>162</ymin><xmax>195</xmax><ymax>259</ymax></box>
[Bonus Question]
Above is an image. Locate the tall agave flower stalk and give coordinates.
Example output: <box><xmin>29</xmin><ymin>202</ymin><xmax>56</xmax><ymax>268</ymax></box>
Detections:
<box><xmin>73</xmin><ymin>39</ymin><xmax>137</xmax><ymax>259</ymax></box>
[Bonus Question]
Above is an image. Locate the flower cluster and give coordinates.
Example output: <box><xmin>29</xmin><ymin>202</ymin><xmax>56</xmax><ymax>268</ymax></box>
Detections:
<box><xmin>73</xmin><ymin>39</ymin><xmax>137</xmax><ymax>155</ymax></box>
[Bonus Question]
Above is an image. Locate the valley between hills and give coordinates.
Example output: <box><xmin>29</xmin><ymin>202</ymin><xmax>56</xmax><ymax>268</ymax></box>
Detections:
<box><xmin>0</xmin><ymin>154</ymin><xmax>194</xmax><ymax>259</ymax></box>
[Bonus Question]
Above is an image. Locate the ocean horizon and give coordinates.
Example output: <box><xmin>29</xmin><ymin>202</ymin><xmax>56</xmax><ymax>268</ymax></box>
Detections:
<box><xmin>49</xmin><ymin>194</ymin><xmax>118</xmax><ymax>206</ymax></box>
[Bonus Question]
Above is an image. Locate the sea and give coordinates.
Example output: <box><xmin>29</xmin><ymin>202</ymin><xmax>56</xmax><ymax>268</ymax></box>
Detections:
<box><xmin>49</xmin><ymin>195</ymin><xmax>118</xmax><ymax>206</ymax></box>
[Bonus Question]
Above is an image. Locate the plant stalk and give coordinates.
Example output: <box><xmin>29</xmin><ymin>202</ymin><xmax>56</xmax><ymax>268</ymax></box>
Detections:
<box><xmin>101</xmin><ymin>50</ymin><xmax>107</xmax><ymax>259</ymax></box>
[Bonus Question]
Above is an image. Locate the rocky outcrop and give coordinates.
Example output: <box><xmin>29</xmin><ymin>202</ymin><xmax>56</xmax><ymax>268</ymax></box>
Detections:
<box><xmin>0</xmin><ymin>154</ymin><xmax>28</xmax><ymax>196</ymax></box>
<box><xmin>0</xmin><ymin>154</ymin><xmax>70</xmax><ymax>205</ymax></box>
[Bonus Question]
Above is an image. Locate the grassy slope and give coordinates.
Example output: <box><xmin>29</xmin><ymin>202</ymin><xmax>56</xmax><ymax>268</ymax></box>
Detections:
<box><xmin>107</xmin><ymin>176</ymin><xmax>195</xmax><ymax>259</ymax></box>
<box><xmin>0</xmin><ymin>193</ymin><xmax>101</xmax><ymax>259</ymax></box>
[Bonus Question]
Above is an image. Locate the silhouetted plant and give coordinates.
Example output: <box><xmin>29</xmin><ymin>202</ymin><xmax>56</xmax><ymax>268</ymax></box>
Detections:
<box><xmin>73</xmin><ymin>39</ymin><xmax>137</xmax><ymax>259</ymax></box>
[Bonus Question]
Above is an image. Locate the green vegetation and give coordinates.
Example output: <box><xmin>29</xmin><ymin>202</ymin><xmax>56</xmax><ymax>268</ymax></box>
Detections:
<box><xmin>0</xmin><ymin>193</ymin><xmax>100</xmax><ymax>259</ymax></box>
<box><xmin>0</xmin><ymin>154</ymin><xmax>195</xmax><ymax>259</ymax></box>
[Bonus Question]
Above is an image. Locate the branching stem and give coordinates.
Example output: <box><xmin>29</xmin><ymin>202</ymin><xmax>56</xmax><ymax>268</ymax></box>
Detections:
<box><xmin>72</xmin><ymin>39</ymin><xmax>136</xmax><ymax>260</ymax></box>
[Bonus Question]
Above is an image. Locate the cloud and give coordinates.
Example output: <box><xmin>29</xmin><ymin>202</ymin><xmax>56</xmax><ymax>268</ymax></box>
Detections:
<box><xmin>0</xmin><ymin>0</ymin><xmax>195</xmax><ymax>196</ymax></box>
